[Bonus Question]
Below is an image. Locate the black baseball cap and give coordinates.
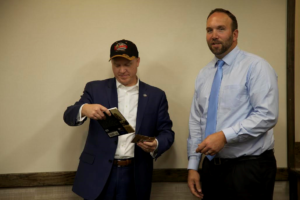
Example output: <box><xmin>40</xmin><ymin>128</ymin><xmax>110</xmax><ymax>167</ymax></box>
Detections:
<box><xmin>110</xmin><ymin>39</ymin><xmax>139</xmax><ymax>61</ymax></box>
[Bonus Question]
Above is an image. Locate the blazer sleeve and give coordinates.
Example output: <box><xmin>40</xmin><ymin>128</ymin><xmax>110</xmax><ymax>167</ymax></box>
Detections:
<box><xmin>155</xmin><ymin>91</ymin><xmax>175</xmax><ymax>158</ymax></box>
<box><xmin>63</xmin><ymin>82</ymin><xmax>94</xmax><ymax>126</ymax></box>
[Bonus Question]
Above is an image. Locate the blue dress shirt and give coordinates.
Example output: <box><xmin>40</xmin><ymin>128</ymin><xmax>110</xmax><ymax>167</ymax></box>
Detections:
<box><xmin>187</xmin><ymin>46</ymin><xmax>279</xmax><ymax>170</ymax></box>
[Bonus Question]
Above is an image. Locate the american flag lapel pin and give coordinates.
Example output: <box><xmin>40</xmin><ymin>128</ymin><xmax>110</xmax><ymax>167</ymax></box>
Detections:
<box><xmin>143</xmin><ymin>94</ymin><xmax>147</xmax><ymax>97</ymax></box>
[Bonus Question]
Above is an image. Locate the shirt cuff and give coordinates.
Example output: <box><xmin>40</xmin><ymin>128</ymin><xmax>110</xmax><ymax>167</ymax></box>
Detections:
<box><xmin>187</xmin><ymin>155</ymin><xmax>201</xmax><ymax>171</ymax></box>
<box><xmin>222</xmin><ymin>127</ymin><xmax>238</xmax><ymax>143</ymax></box>
<box><xmin>150</xmin><ymin>139</ymin><xmax>159</xmax><ymax>158</ymax></box>
<box><xmin>77</xmin><ymin>104</ymin><xmax>87</xmax><ymax>122</ymax></box>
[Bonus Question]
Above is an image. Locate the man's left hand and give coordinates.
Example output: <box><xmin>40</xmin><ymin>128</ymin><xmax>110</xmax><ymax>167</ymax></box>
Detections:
<box><xmin>196</xmin><ymin>131</ymin><xmax>226</xmax><ymax>156</ymax></box>
<box><xmin>137</xmin><ymin>139</ymin><xmax>157</xmax><ymax>153</ymax></box>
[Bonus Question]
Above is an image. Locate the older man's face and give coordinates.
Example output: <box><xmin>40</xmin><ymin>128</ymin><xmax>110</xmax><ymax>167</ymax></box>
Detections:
<box><xmin>112</xmin><ymin>57</ymin><xmax>140</xmax><ymax>86</ymax></box>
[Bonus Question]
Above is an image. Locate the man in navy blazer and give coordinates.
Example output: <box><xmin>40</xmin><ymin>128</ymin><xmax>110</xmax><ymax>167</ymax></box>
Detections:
<box><xmin>64</xmin><ymin>39</ymin><xmax>174</xmax><ymax>200</ymax></box>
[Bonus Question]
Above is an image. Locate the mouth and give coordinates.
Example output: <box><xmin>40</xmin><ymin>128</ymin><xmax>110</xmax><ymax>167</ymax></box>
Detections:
<box><xmin>119</xmin><ymin>75</ymin><xmax>129</xmax><ymax>79</ymax></box>
<box><xmin>211</xmin><ymin>42</ymin><xmax>222</xmax><ymax>48</ymax></box>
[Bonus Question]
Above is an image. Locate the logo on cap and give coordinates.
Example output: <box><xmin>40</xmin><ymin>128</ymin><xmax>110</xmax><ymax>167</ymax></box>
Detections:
<box><xmin>114</xmin><ymin>43</ymin><xmax>127</xmax><ymax>51</ymax></box>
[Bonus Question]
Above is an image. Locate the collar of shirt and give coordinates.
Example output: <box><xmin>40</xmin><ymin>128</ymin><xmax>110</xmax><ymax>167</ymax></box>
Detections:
<box><xmin>213</xmin><ymin>46</ymin><xmax>240</xmax><ymax>68</ymax></box>
<box><xmin>116</xmin><ymin>78</ymin><xmax>139</xmax><ymax>91</ymax></box>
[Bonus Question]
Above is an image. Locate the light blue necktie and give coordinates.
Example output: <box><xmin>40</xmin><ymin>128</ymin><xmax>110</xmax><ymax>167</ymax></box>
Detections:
<box><xmin>205</xmin><ymin>60</ymin><xmax>225</xmax><ymax>160</ymax></box>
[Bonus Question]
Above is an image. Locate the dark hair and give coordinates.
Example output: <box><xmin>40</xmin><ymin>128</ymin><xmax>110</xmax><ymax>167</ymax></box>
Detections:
<box><xmin>207</xmin><ymin>8</ymin><xmax>238</xmax><ymax>31</ymax></box>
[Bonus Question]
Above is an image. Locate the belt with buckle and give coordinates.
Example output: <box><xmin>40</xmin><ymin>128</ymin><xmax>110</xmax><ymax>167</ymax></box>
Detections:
<box><xmin>113</xmin><ymin>159</ymin><xmax>133</xmax><ymax>167</ymax></box>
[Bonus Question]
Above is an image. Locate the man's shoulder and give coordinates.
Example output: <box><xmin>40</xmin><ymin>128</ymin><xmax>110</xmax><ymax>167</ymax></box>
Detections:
<box><xmin>196</xmin><ymin>59</ymin><xmax>216</xmax><ymax>78</ymax></box>
<box><xmin>86</xmin><ymin>78</ymin><xmax>114</xmax><ymax>87</ymax></box>
<box><xmin>140</xmin><ymin>81</ymin><xmax>165</xmax><ymax>95</ymax></box>
<box><xmin>236</xmin><ymin>49</ymin><xmax>275</xmax><ymax>75</ymax></box>
<box><xmin>203</xmin><ymin>59</ymin><xmax>216</xmax><ymax>69</ymax></box>
<box><xmin>238</xmin><ymin>49</ymin><xmax>268</xmax><ymax>64</ymax></box>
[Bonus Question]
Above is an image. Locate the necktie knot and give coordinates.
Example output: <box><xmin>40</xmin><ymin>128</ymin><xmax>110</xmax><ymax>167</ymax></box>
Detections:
<box><xmin>217</xmin><ymin>60</ymin><xmax>225</xmax><ymax>69</ymax></box>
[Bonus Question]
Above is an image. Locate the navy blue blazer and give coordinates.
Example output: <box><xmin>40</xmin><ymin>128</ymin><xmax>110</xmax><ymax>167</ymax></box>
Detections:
<box><xmin>63</xmin><ymin>78</ymin><xmax>174</xmax><ymax>200</ymax></box>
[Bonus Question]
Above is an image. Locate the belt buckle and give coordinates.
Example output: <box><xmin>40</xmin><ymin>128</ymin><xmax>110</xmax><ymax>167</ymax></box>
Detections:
<box><xmin>117</xmin><ymin>159</ymin><xmax>123</xmax><ymax>167</ymax></box>
<box><xmin>116</xmin><ymin>159</ymin><xmax>131</xmax><ymax>167</ymax></box>
<box><xmin>214</xmin><ymin>157</ymin><xmax>221</xmax><ymax>165</ymax></box>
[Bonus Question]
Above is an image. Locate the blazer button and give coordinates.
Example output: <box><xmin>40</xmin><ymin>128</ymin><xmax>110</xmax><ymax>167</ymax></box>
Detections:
<box><xmin>109</xmin><ymin>160</ymin><xmax>112</xmax><ymax>163</ymax></box>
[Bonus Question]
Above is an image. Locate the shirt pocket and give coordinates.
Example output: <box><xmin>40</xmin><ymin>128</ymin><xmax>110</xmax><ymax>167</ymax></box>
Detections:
<box><xmin>220</xmin><ymin>85</ymin><xmax>247</xmax><ymax>109</ymax></box>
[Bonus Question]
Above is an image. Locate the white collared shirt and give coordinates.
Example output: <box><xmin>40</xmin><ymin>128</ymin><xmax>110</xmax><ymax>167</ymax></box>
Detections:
<box><xmin>114</xmin><ymin>79</ymin><xmax>139</xmax><ymax>159</ymax></box>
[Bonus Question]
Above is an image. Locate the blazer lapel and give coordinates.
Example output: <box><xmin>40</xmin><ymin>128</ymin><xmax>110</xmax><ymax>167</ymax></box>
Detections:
<box><xmin>106</xmin><ymin>78</ymin><xmax>118</xmax><ymax>108</ymax></box>
<box><xmin>136</xmin><ymin>81</ymin><xmax>148</xmax><ymax>134</ymax></box>
<box><xmin>106</xmin><ymin>78</ymin><xmax>118</xmax><ymax>144</ymax></box>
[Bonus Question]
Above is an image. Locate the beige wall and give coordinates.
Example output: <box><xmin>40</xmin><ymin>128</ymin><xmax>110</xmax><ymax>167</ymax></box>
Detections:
<box><xmin>296</xmin><ymin>0</ymin><xmax>300</xmax><ymax>142</ymax></box>
<box><xmin>0</xmin><ymin>0</ymin><xmax>287</xmax><ymax>174</ymax></box>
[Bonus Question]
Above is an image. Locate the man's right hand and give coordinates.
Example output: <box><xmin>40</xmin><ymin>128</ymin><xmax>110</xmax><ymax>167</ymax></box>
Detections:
<box><xmin>187</xmin><ymin>169</ymin><xmax>203</xmax><ymax>199</ymax></box>
<box><xmin>81</xmin><ymin>104</ymin><xmax>111</xmax><ymax>120</ymax></box>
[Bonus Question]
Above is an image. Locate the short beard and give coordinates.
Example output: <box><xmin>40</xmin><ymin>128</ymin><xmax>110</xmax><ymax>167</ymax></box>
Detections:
<box><xmin>208</xmin><ymin>34</ymin><xmax>233</xmax><ymax>56</ymax></box>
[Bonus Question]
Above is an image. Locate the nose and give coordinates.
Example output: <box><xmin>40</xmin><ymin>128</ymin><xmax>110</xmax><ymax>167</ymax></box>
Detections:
<box><xmin>212</xmin><ymin>30</ymin><xmax>218</xmax><ymax>40</ymax></box>
<box><xmin>119</xmin><ymin>66</ymin><xmax>126</xmax><ymax>73</ymax></box>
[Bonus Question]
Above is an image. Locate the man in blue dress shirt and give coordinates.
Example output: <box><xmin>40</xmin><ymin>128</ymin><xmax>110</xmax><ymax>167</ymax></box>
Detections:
<box><xmin>187</xmin><ymin>8</ymin><xmax>278</xmax><ymax>200</ymax></box>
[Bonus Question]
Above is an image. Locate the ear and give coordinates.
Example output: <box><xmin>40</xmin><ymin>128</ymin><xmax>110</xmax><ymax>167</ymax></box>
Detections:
<box><xmin>233</xmin><ymin>29</ymin><xmax>239</xmax><ymax>42</ymax></box>
<box><xmin>136</xmin><ymin>57</ymin><xmax>140</xmax><ymax>67</ymax></box>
